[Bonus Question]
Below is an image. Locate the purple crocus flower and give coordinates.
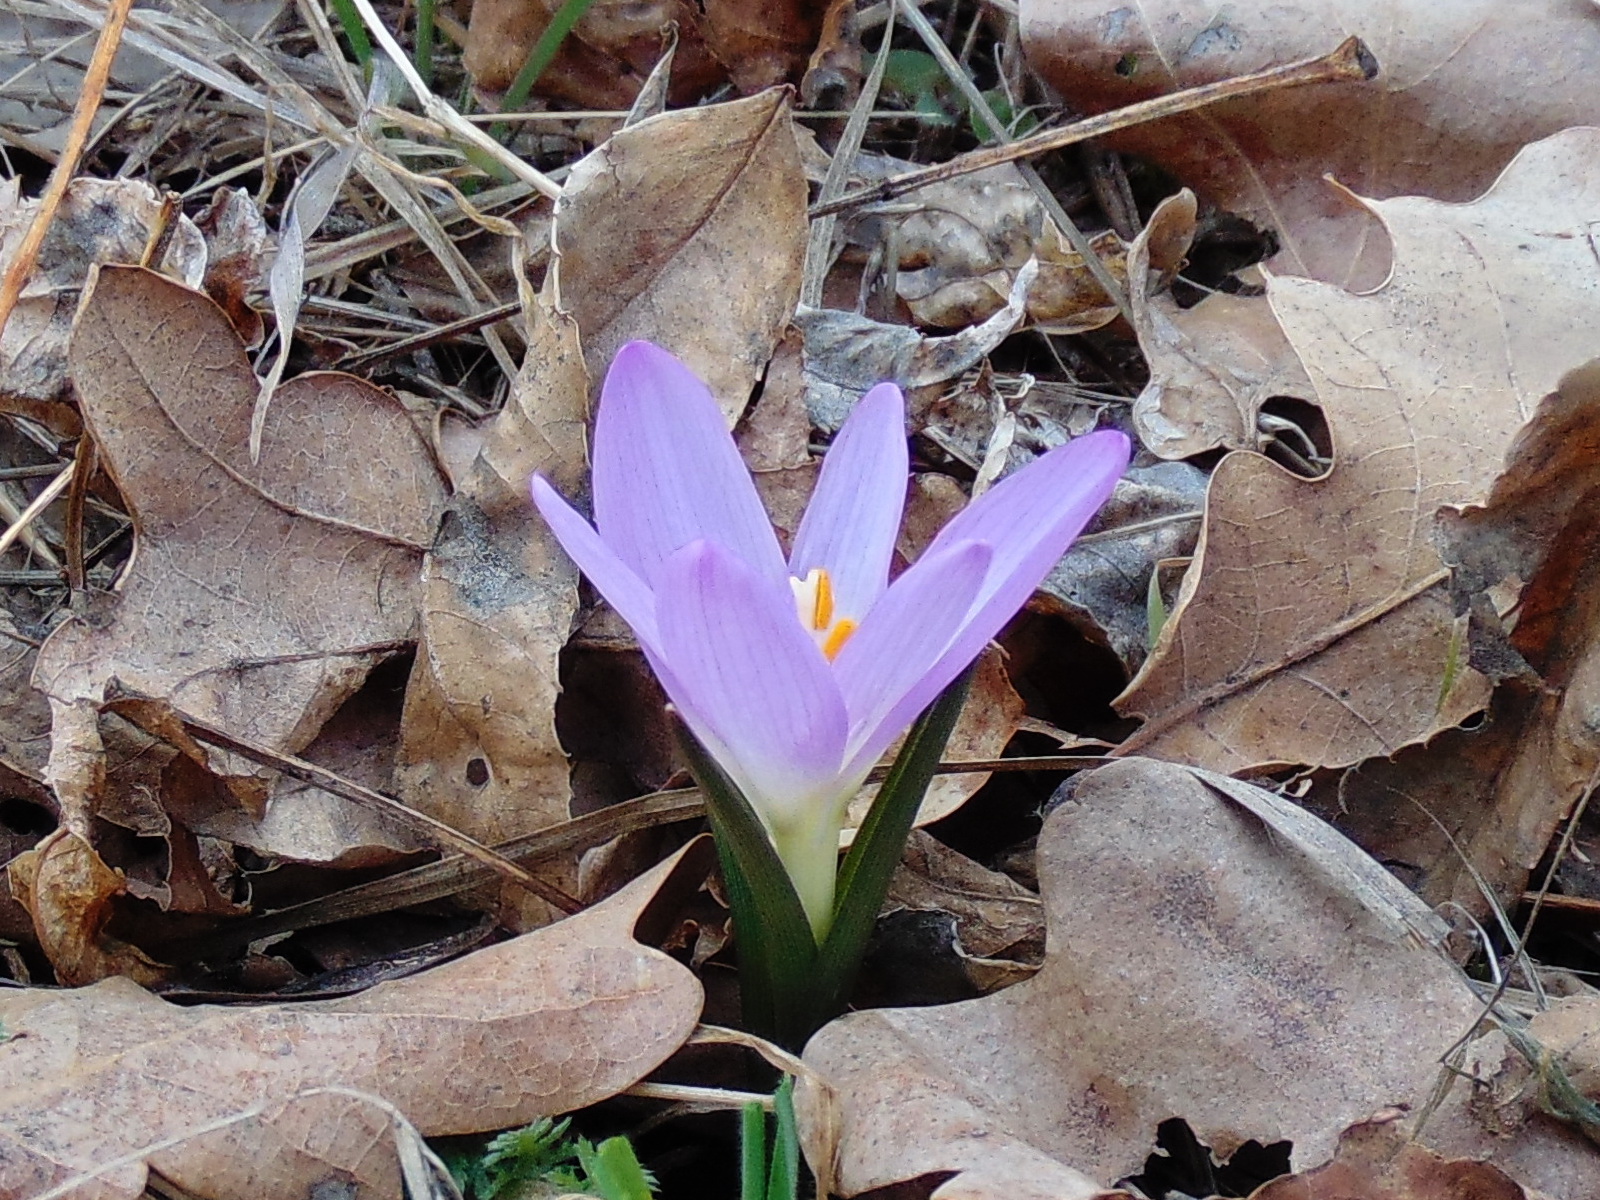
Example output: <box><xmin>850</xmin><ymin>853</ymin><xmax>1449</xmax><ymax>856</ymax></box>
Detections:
<box><xmin>532</xmin><ymin>341</ymin><xmax>1129</xmax><ymax>934</ymax></box>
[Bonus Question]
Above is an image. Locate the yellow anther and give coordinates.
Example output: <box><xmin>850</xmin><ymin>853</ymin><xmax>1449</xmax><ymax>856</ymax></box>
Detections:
<box><xmin>822</xmin><ymin>618</ymin><xmax>858</xmax><ymax>661</ymax></box>
<box><xmin>792</xmin><ymin>568</ymin><xmax>855</xmax><ymax>659</ymax></box>
<box><xmin>812</xmin><ymin>569</ymin><xmax>834</xmax><ymax>631</ymax></box>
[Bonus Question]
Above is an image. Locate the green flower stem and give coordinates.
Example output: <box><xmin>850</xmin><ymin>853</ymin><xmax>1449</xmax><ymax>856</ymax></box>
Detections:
<box><xmin>771</xmin><ymin>806</ymin><xmax>855</xmax><ymax>941</ymax></box>
<box><xmin>674</xmin><ymin>667</ymin><xmax>973</xmax><ymax>1049</ymax></box>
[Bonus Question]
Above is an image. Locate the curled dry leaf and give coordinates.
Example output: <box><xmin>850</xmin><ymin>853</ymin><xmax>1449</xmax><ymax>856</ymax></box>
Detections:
<box><xmin>40</xmin><ymin>267</ymin><xmax>446</xmax><ymax>858</ymax></box>
<box><xmin>0</xmin><ymin>178</ymin><xmax>205</xmax><ymax>431</ymax></box>
<box><xmin>1021</xmin><ymin>0</ymin><xmax>1600</xmax><ymax>289</ymax></box>
<box><xmin>1117</xmin><ymin>129</ymin><xmax>1600</xmax><ymax>774</ymax></box>
<box><xmin>6</xmin><ymin>829</ymin><xmax>166</xmax><ymax>987</ymax></box>
<box><xmin>842</xmin><ymin>156</ymin><xmax>1128</xmax><ymax>334</ymax></box>
<box><xmin>1305</xmin><ymin>360</ymin><xmax>1600</xmax><ymax>915</ymax></box>
<box><xmin>799</xmin><ymin>260</ymin><xmax>1037</xmax><ymax>432</ymax></box>
<box><xmin>552</xmin><ymin>88</ymin><xmax>807</xmax><ymax>425</ymax></box>
<box><xmin>1126</xmin><ymin>191</ymin><xmax>1314</xmax><ymax>460</ymax></box>
<box><xmin>394</xmin><ymin>295</ymin><xmax>588</xmax><ymax>922</ymax></box>
<box><xmin>0</xmin><ymin>844</ymin><xmax>707</xmax><ymax>1200</ymax></box>
<box><xmin>886</xmin><ymin>830</ymin><xmax>1045</xmax><ymax>993</ymax></box>
<box><xmin>799</xmin><ymin>759</ymin><xmax>1574</xmax><ymax>1198</ymax></box>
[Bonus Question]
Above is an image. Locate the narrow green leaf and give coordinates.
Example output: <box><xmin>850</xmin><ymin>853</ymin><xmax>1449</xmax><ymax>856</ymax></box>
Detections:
<box><xmin>1437</xmin><ymin>614</ymin><xmax>1465</xmax><ymax>714</ymax></box>
<box><xmin>488</xmin><ymin>0</ymin><xmax>600</xmax><ymax>144</ymax></box>
<box><xmin>814</xmin><ymin>669</ymin><xmax>973</xmax><ymax>1019</ymax></box>
<box><xmin>327</xmin><ymin>0</ymin><xmax>372</xmax><ymax>66</ymax></box>
<box><xmin>674</xmin><ymin>720</ymin><xmax>819</xmax><ymax>1047</ymax></box>
<box><xmin>767</xmin><ymin>1076</ymin><xmax>800</xmax><ymax>1200</ymax></box>
<box><xmin>414</xmin><ymin>0</ymin><xmax>436</xmax><ymax>85</ymax></box>
<box><xmin>740</xmin><ymin>1101</ymin><xmax>768</xmax><ymax>1200</ymax></box>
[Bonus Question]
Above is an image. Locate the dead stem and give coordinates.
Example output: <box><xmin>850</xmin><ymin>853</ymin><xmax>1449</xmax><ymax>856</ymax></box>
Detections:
<box><xmin>809</xmin><ymin>36</ymin><xmax>1379</xmax><ymax>219</ymax></box>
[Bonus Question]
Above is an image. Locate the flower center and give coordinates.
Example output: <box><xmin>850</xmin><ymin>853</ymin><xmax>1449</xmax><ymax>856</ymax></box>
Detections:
<box><xmin>790</xmin><ymin>567</ymin><xmax>858</xmax><ymax>661</ymax></box>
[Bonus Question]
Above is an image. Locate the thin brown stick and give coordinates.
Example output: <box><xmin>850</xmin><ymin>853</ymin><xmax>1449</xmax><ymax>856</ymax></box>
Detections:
<box><xmin>107</xmin><ymin>695</ymin><xmax>583</xmax><ymax>914</ymax></box>
<box><xmin>809</xmin><ymin>36</ymin><xmax>1378</xmax><ymax>219</ymax></box>
<box><xmin>176</xmin><ymin>752</ymin><xmax>1116</xmax><ymax>955</ymax></box>
<box><xmin>63</xmin><ymin>437</ymin><xmax>96</xmax><ymax>593</ymax></box>
<box><xmin>0</xmin><ymin>0</ymin><xmax>137</xmax><ymax>341</ymax></box>
<box><xmin>334</xmin><ymin>299</ymin><xmax>523</xmax><ymax>371</ymax></box>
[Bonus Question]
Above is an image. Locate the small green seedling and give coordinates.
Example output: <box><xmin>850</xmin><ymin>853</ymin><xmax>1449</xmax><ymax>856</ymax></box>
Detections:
<box><xmin>441</xmin><ymin>1116</ymin><xmax>657</xmax><ymax>1200</ymax></box>
<box><xmin>740</xmin><ymin>1076</ymin><xmax>800</xmax><ymax>1200</ymax></box>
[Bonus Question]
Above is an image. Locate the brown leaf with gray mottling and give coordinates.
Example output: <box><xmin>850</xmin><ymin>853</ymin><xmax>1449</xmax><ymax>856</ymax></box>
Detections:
<box><xmin>1117</xmin><ymin>131</ymin><xmax>1600</xmax><ymax>773</ymax></box>
<box><xmin>799</xmin><ymin>759</ymin><xmax>1543</xmax><ymax>1197</ymax></box>
<box><xmin>395</xmin><ymin>294</ymin><xmax>589</xmax><ymax>923</ymax></box>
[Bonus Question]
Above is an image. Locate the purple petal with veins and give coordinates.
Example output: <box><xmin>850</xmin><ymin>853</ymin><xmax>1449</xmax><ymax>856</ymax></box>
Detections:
<box><xmin>592</xmin><ymin>341</ymin><xmax>787</xmax><ymax>591</ymax></box>
<box><xmin>789</xmin><ymin>382</ymin><xmax>907</xmax><ymax>620</ymax></box>
<box><xmin>653</xmin><ymin>539</ymin><xmax>849</xmax><ymax>827</ymax></box>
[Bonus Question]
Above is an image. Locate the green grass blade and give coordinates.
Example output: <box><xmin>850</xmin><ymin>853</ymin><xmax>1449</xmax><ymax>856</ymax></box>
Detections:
<box><xmin>766</xmin><ymin>1076</ymin><xmax>800</xmax><ymax>1200</ymax></box>
<box><xmin>326</xmin><ymin>0</ymin><xmax>371</xmax><ymax>66</ymax></box>
<box><xmin>740</xmin><ymin>1101</ymin><xmax>767</xmax><ymax>1200</ymax></box>
<box><xmin>815</xmin><ymin>669</ymin><xmax>973</xmax><ymax>1017</ymax></box>
<box><xmin>414</xmin><ymin>0</ymin><xmax>435</xmax><ymax>85</ymax></box>
<box><xmin>674</xmin><ymin>720</ymin><xmax>819</xmax><ymax>1047</ymax></box>
<box><xmin>488</xmin><ymin>0</ymin><xmax>600</xmax><ymax>143</ymax></box>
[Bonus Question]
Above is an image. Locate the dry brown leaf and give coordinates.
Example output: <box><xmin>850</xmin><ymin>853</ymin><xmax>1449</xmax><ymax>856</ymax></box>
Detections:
<box><xmin>191</xmin><ymin>187</ymin><xmax>270</xmax><ymax>349</ymax></box>
<box><xmin>1021</xmin><ymin>0</ymin><xmax>1600</xmax><ymax>289</ymax></box>
<box><xmin>800</xmin><ymin>260</ymin><xmax>1036</xmax><ymax>432</ymax></box>
<box><xmin>0</xmin><ymin>611</ymin><xmax>51</xmax><ymax>786</ymax></box>
<box><xmin>800</xmin><ymin>758</ymin><xmax>1515</xmax><ymax>1198</ymax></box>
<box><xmin>887</xmin><ymin>830</ymin><xmax>1045</xmax><ymax>992</ymax></box>
<box><xmin>552</xmin><ymin>88</ymin><xmax>807</xmax><ymax>424</ymax></box>
<box><xmin>6</xmin><ymin>829</ymin><xmax>166</xmax><ymax>986</ymax></box>
<box><xmin>1116</xmin><ymin>129</ymin><xmax>1600</xmax><ymax>774</ymax></box>
<box><xmin>1250</xmin><ymin>1114</ymin><xmax>1528</xmax><ymax>1200</ymax></box>
<box><xmin>1125</xmin><ymin>191</ymin><xmax>1314</xmax><ymax>459</ymax></box>
<box><xmin>843</xmin><ymin>156</ymin><xmax>1128</xmax><ymax>334</ymax></box>
<box><xmin>463</xmin><ymin>0</ymin><xmax>739</xmax><ymax>108</ymax></box>
<box><xmin>0</xmin><ymin>178</ymin><xmax>206</xmax><ymax>432</ymax></box>
<box><xmin>843</xmin><ymin>647</ymin><xmax>1025</xmax><ymax>843</ymax></box>
<box><xmin>0</xmin><ymin>843</ymin><xmax>708</xmax><ymax>1200</ymax></box>
<box><xmin>393</xmin><ymin>294</ymin><xmax>588</xmax><ymax>924</ymax></box>
<box><xmin>39</xmin><ymin>266</ymin><xmax>446</xmax><ymax>857</ymax></box>
<box><xmin>1039</xmin><ymin>458</ymin><xmax>1207</xmax><ymax>673</ymax></box>
<box><xmin>1302</xmin><ymin>360</ymin><xmax>1600</xmax><ymax>915</ymax></box>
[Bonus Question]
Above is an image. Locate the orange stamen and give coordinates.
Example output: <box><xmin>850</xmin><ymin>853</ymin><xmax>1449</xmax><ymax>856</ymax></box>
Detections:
<box><xmin>813</xmin><ymin>569</ymin><xmax>834</xmax><ymax>631</ymax></box>
<box><xmin>821</xmin><ymin>618</ymin><xmax>858</xmax><ymax>661</ymax></box>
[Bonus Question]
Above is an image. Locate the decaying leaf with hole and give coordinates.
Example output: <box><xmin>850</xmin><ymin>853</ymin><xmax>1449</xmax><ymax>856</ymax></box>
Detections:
<box><xmin>1124</xmin><ymin>191</ymin><xmax>1315</xmax><ymax>460</ymax></box>
<box><xmin>0</xmin><ymin>844</ymin><xmax>707</xmax><ymax>1200</ymax></box>
<box><xmin>1300</xmin><ymin>360</ymin><xmax>1600</xmax><ymax>917</ymax></box>
<box><xmin>394</xmin><ymin>293</ymin><xmax>588</xmax><ymax>926</ymax></box>
<box><xmin>552</xmin><ymin>88</ymin><xmax>807</xmax><ymax>425</ymax></box>
<box><xmin>799</xmin><ymin>759</ymin><xmax>1593</xmax><ymax>1198</ymax></box>
<box><xmin>1022</xmin><ymin>0</ymin><xmax>1600</xmax><ymax>289</ymax></box>
<box><xmin>1117</xmin><ymin>130</ymin><xmax>1600</xmax><ymax>774</ymax></box>
<box><xmin>39</xmin><ymin>266</ymin><xmax>446</xmax><ymax>869</ymax></box>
